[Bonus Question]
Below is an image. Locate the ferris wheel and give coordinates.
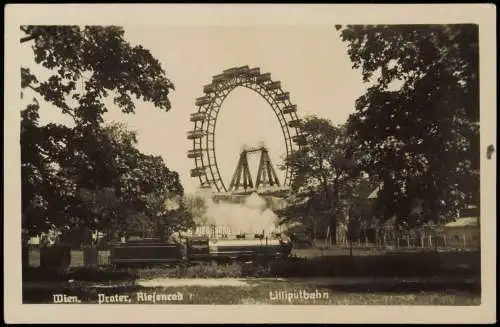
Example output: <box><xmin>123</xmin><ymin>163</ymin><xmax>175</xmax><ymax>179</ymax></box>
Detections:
<box><xmin>187</xmin><ymin>66</ymin><xmax>306</xmax><ymax>194</ymax></box>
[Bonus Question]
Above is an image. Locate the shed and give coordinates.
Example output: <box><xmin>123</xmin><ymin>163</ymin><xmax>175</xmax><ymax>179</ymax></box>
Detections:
<box><xmin>443</xmin><ymin>217</ymin><xmax>480</xmax><ymax>248</ymax></box>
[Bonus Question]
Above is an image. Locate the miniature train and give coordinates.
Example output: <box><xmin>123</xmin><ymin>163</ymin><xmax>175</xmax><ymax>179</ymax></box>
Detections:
<box><xmin>109</xmin><ymin>233</ymin><xmax>293</xmax><ymax>267</ymax></box>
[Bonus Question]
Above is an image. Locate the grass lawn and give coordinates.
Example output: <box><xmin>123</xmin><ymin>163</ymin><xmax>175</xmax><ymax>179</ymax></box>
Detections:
<box><xmin>23</xmin><ymin>282</ymin><xmax>480</xmax><ymax>305</ymax></box>
<box><xmin>24</xmin><ymin>247</ymin><xmax>481</xmax><ymax>305</ymax></box>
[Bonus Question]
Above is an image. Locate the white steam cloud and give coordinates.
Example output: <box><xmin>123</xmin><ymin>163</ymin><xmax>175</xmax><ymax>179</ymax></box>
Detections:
<box><xmin>192</xmin><ymin>188</ymin><xmax>284</xmax><ymax>236</ymax></box>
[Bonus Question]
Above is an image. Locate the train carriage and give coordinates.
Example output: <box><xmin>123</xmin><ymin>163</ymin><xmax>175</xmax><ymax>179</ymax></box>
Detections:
<box><xmin>109</xmin><ymin>233</ymin><xmax>293</xmax><ymax>268</ymax></box>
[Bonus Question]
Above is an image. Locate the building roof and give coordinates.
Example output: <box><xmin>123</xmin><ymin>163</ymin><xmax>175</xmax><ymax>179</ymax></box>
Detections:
<box><xmin>444</xmin><ymin>217</ymin><xmax>479</xmax><ymax>228</ymax></box>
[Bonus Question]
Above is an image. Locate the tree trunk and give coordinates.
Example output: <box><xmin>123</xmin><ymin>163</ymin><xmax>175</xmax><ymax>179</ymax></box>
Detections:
<box><xmin>312</xmin><ymin>219</ymin><xmax>317</xmax><ymax>245</ymax></box>
<box><xmin>21</xmin><ymin>216</ymin><xmax>31</xmax><ymax>269</ymax></box>
<box><xmin>22</xmin><ymin>233</ymin><xmax>30</xmax><ymax>269</ymax></box>
<box><xmin>330</xmin><ymin>216</ymin><xmax>337</xmax><ymax>246</ymax></box>
<box><xmin>328</xmin><ymin>177</ymin><xmax>340</xmax><ymax>247</ymax></box>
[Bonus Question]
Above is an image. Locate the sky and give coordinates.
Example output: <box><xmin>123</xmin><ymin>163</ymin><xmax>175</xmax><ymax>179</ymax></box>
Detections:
<box><xmin>20</xmin><ymin>25</ymin><xmax>369</xmax><ymax>195</ymax></box>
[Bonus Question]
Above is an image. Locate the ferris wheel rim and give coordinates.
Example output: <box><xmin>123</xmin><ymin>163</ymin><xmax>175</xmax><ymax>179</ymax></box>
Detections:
<box><xmin>188</xmin><ymin>66</ymin><xmax>303</xmax><ymax>194</ymax></box>
<box><xmin>207</xmin><ymin>84</ymin><xmax>296</xmax><ymax>192</ymax></box>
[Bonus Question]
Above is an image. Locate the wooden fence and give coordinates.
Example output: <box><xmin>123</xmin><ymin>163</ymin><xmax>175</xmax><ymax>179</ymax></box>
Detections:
<box><xmin>26</xmin><ymin>248</ymin><xmax>111</xmax><ymax>268</ymax></box>
<box><xmin>319</xmin><ymin>226</ymin><xmax>480</xmax><ymax>250</ymax></box>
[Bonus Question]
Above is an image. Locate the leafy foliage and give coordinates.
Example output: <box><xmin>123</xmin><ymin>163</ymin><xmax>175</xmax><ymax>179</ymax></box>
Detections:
<box><xmin>21</xmin><ymin>26</ymin><xmax>173</xmax><ymax>118</ymax></box>
<box><xmin>336</xmin><ymin>24</ymin><xmax>480</xmax><ymax>225</ymax></box>
<box><xmin>20</xmin><ymin>26</ymin><xmax>186</xmax><ymax>239</ymax></box>
<box><xmin>183</xmin><ymin>194</ymin><xmax>210</xmax><ymax>226</ymax></box>
<box><xmin>278</xmin><ymin>116</ymin><xmax>378</xmax><ymax>243</ymax></box>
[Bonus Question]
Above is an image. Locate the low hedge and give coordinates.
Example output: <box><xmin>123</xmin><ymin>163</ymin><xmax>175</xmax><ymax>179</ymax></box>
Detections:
<box><xmin>23</xmin><ymin>251</ymin><xmax>480</xmax><ymax>282</ymax></box>
<box><xmin>270</xmin><ymin>251</ymin><xmax>480</xmax><ymax>278</ymax></box>
<box><xmin>39</xmin><ymin>246</ymin><xmax>71</xmax><ymax>270</ymax></box>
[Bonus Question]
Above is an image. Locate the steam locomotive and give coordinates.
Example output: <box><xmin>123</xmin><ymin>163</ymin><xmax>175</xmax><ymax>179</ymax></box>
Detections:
<box><xmin>109</xmin><ymin>233</ymin><xmax>293</xmax><ymax>268</ymax></box>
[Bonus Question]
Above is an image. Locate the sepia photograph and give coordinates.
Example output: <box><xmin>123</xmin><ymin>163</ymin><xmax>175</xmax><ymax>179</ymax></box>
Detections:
<box><xmin>4</xmin><ymin>3</ymin><xmax>496</xmax><ymax>324</ymax></box>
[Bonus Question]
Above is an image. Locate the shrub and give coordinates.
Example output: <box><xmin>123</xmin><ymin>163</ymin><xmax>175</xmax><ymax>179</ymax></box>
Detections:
<box><xmin>40</xmin><ymin>246</ymin><xmax>71</xmax><ymax>270</ymax></box>
<box><xmin>136</xmin><ymin>261</ymin><xmax>245</xmax><ymax>279</ymax></box>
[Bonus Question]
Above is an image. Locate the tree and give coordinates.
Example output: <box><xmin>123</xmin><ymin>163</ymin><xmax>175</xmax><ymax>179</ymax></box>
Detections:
<box><xmin>337</xmin><ymin>24</ymin><xmax>480</xmax><ymax>225</ymax></box>
<box><xmin>41</xmin><ymin>121</ymin><xmax>190</xmax><ymax>243</ymax></box>
<box><xmin>183</xmin><ymin>194</ymin><xmax>210</xmax><ymax>226</ymax></box>
<box><xmin>279</xmin><ymin>116</ymin><xmax>361</xmax><ymax>245</ymax></box>
<box><xmin>20</xmin><ymin>26</ymin><xmax>179</xmax><ymax>238</ymax></box>
<box><xmin>80</xmin><ymin>123</ymin><xmax>189</xmax><ymax>239</ymax></box>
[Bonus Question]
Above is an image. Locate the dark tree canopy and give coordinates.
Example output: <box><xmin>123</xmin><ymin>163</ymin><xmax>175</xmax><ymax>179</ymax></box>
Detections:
<box><xmin>336</xmin><ymin>24</ymin><xmax>479</xmax><ymax>225</ymax></box>
<box><xmin>20</xmin><ymin>26</ymin><xmax>186</xmax><ymax>239</ymax></box>
<box><xmin>279</xmin><ymin>116</ymin><xmax>378</xmax><ymax>243</ymax></box>
<box><xmin>21</xmin><ymin>26</ymin><xmax>174</xmax><ymax>119</ymax></box>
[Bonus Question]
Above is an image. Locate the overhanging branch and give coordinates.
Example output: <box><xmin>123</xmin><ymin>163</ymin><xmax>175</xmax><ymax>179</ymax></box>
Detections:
<box><xmin>21</xmin><ymin>34</ymin><xmax>40</xmax><ymax>43</ymax></box>
<box><xmin>20</xmin><ymin>27</ymin><xmax>42</xmax><ymax>43</ymax></box>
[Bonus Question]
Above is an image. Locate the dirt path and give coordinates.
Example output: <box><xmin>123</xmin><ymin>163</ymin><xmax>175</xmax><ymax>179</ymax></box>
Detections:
<box><xmin>136</xmin><ymin>276</ymin><xmax>479</xmax><ymax>287</ymax></box>
<box><xmin>23</xmin><ymin>276</ymin><xmax>479</xmax><ymax>290</ymax></box>
<box><xmin>137</xmin><ymin>278</ymin><xmax>250</xmax><ymax>287</ymax></box>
